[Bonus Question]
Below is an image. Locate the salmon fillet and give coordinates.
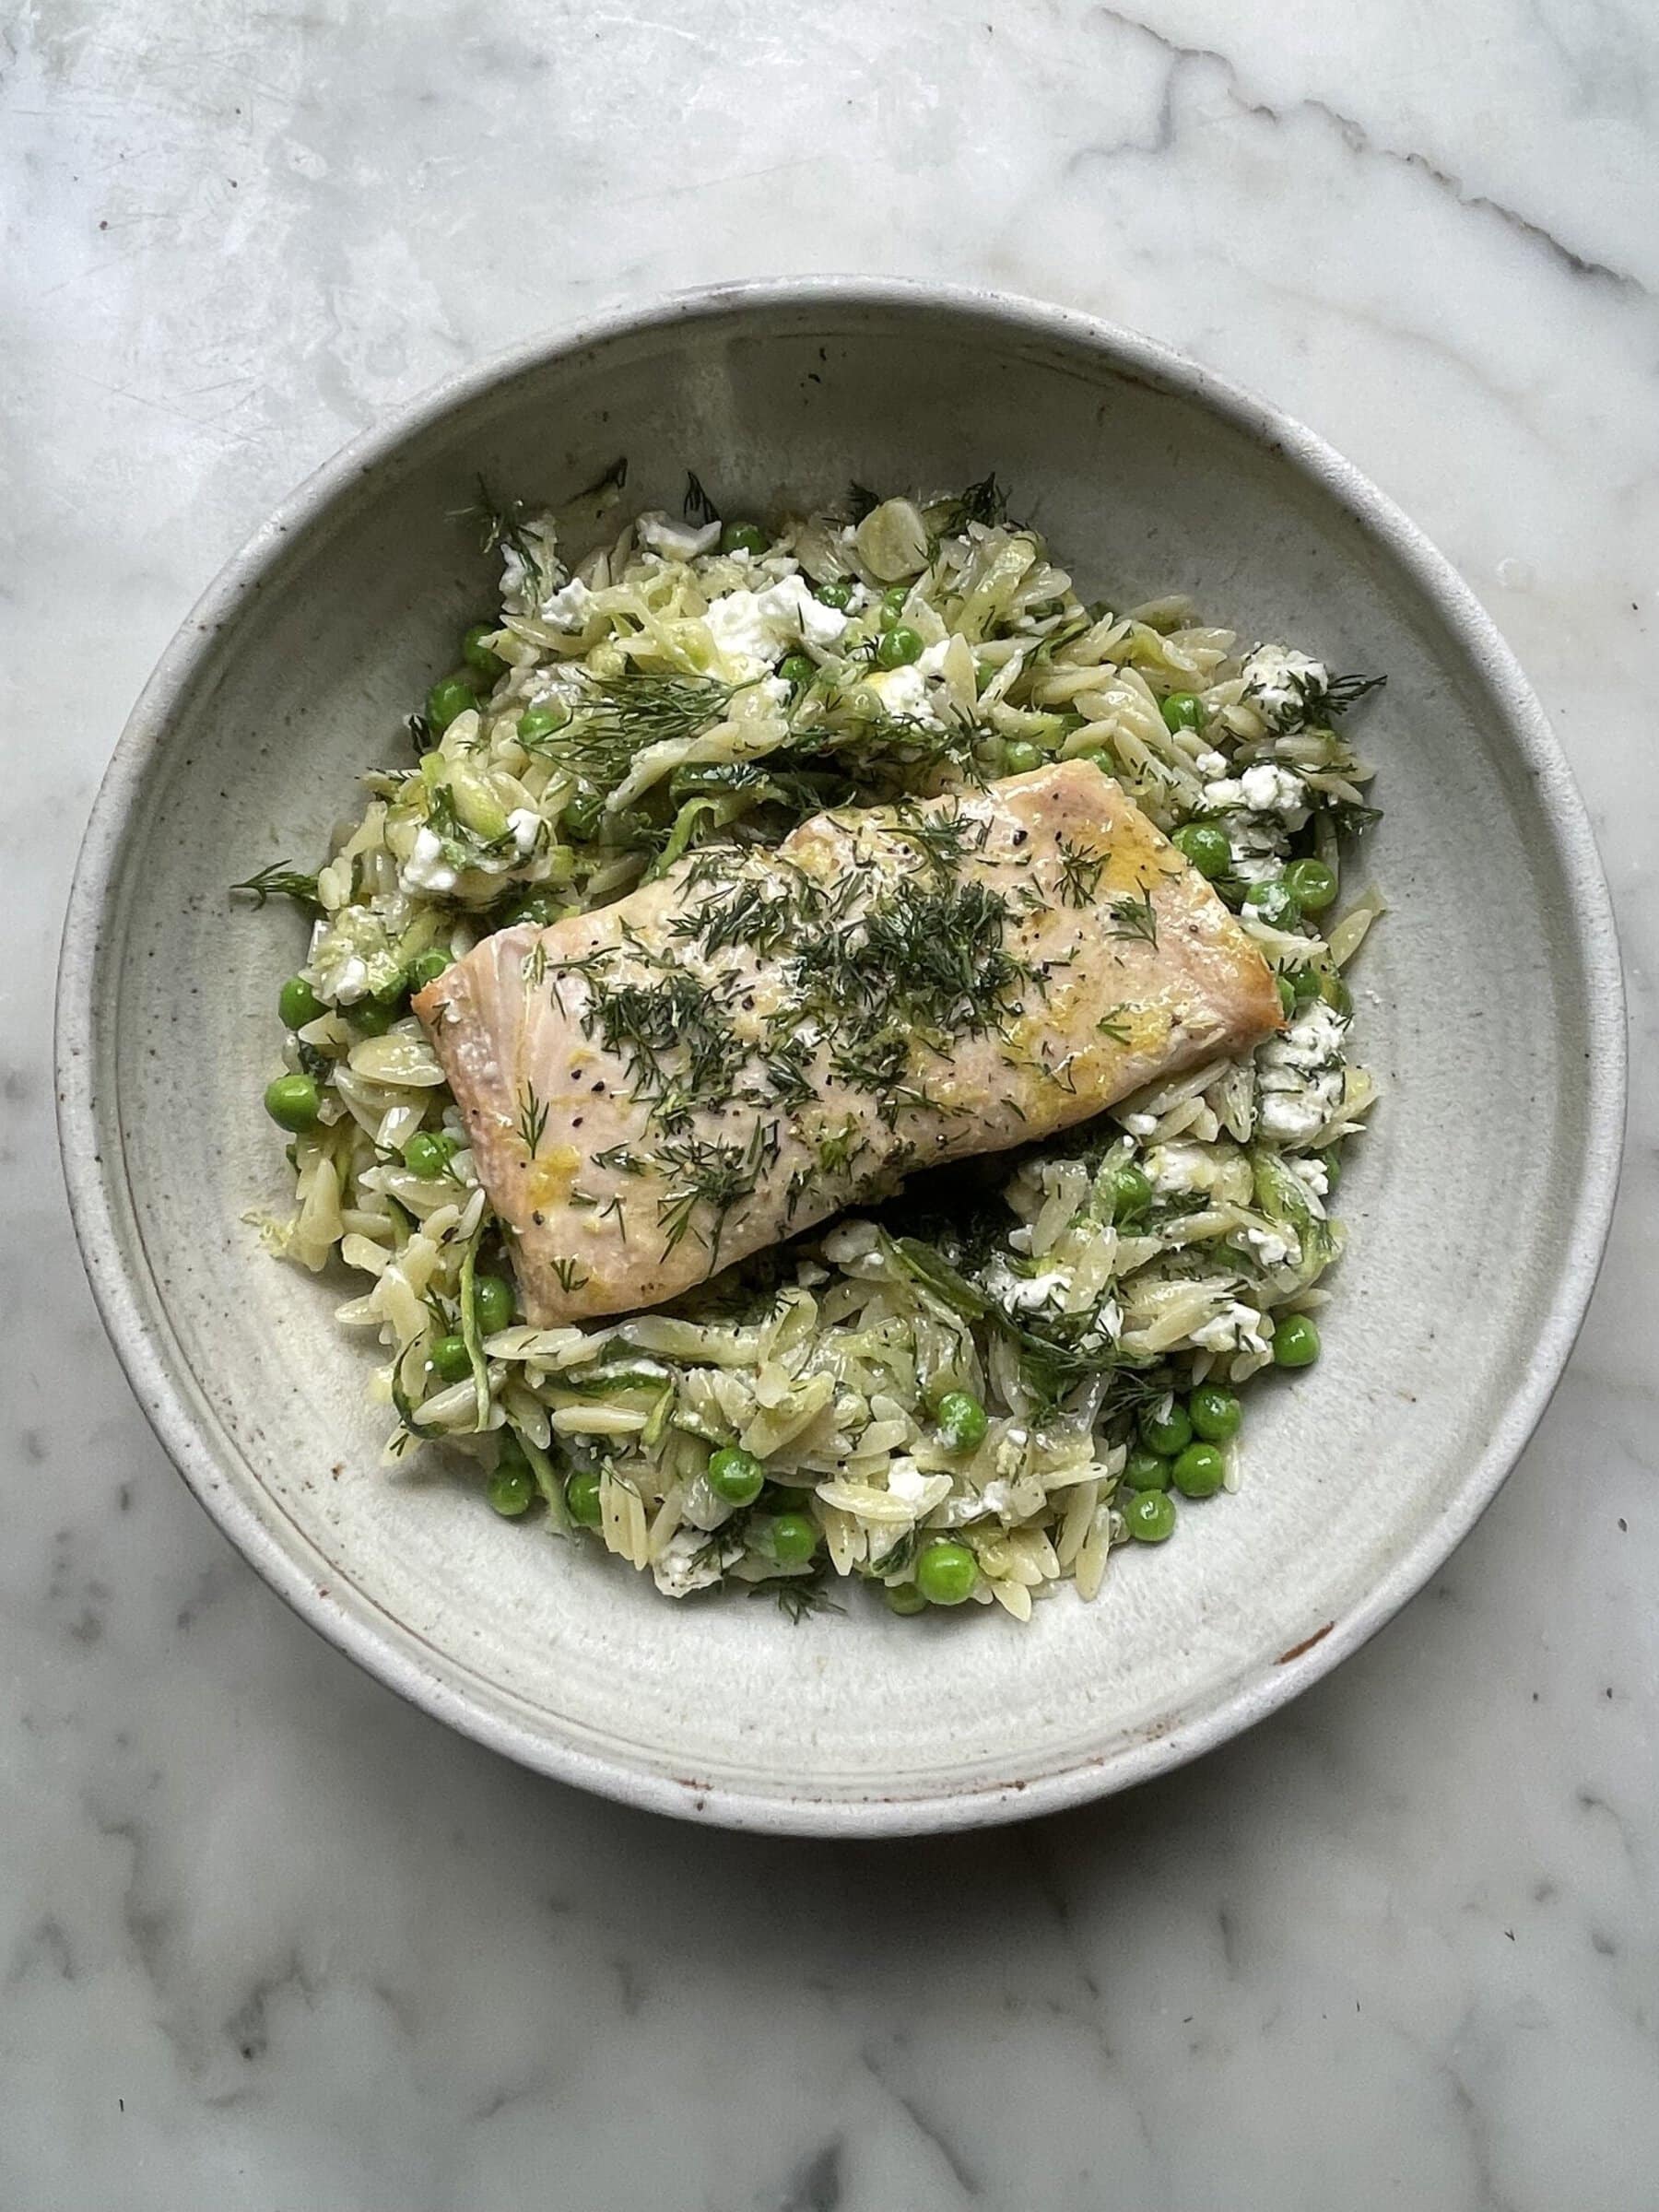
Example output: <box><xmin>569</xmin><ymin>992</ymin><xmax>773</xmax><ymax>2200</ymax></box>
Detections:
<box><xmin>414</xmin><ymin>760</ymin><xmax>1281</xmax><ymax>1325</ymax></box>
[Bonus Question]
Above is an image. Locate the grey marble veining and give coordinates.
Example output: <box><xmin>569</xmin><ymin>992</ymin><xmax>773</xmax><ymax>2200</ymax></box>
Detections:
<box><xmin>4</xmin><ymin>2</ymin><xmax>1656</xmax><ymax>2205</ymax></box>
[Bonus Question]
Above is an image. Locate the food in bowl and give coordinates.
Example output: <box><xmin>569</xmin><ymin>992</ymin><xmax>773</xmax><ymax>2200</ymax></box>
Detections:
<box><xmin>239</xmin><ymin>474</ymin><xmax>1382</xmax><ymax>1620</ymax></box>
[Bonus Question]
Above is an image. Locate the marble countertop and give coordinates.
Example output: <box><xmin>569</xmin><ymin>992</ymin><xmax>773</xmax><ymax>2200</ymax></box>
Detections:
<box><xmin>6</xmin><ymin>3</ymin><xmax>1655</xmax><ymax>2205</ymax></box>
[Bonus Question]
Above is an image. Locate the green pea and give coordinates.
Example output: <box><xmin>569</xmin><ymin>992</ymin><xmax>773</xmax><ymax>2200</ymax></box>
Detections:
<box><xmin>1124</xmin><ymin>1447</ymin><xmax>1171</xmax><ymax>1491</ymax></box>
<box><xmin>502</xmin><ymin>891</ymin><xmax>562</xmax><ymax>929</ymax></box>
<box><xmin>429</xmin><ymin>1333</ymin><xmax>471</xmax><ymax>1382</ymax></box>
<box><xmin>427</xmin><ymin>675</ymin><xmax>477</xmax><ymax>732</ymax></box>
<box><xmin>264</xmin><ymin>1073</ymin><xmax>320</xmax><ymax>1132</ymax></box>
<box><xmin>1277</xmin><ymin>975</ymin><xmax>1297</xmax><ymax>1018</ymax></box>
<box><xmin>915</xmin><ymin>1539</ymin><xmax>979</xmax><ymax>1606</ymax></box>
<box><xmin>771</xmin><ymin>1513</ymin><xmax>818</xmax><ymax>1567</ymax></box>
<box><xmin>1160</xmin><ymin>690</ymin><xmax>1205</xmax><ymax>732</ymax></box>
<box><xmin>407</xmin><ymin>947</ymin><xmax>453</xmax><ymax>992</ymax></box>
<box><xmin>1173</xmin><ymin>822</ymin><xmax>1231</xmax><ymax>880</ymax></box>
<box><xmin>879</xmin><ymin>584</ymin><xmax>910</xmax><ymax>623</ymax></box>
<box><xmin>1109</xmin><ymin>1161</ymin><xmax>1153</xmax><ymax>1223</ymax></box>
<box><xmin>719</xmin><ymin>522</ymin><xmax>769</xmax><ymax>559</ymax></box>
<box><xmin>1282</xmin><ymin>858</ymin><xmax>1337</xmax><ymax>912</ymax></box>
<box><xmin>487</xmin><ymin>1465</ymin><xmax>535</xmax><ymax>1516</ymax></box>
<box><xmin>560</xmin><ymin>789</ymin><xmax>604</xmax><ymax>843</ymax></box>
<box><xmin>1139</xmin><ymin>1400</ymin><xmax>1193</xmax><ymax>1457</ymax></box>
<box><xmin>778</xmin><ymin>652</ymin><xmax>816</xmax><ymax>689</ymax></box>
<box><xmin>1273</xmin><ymin>1313</ymin><xmax>1322</xmax><ymax>1368</ymax></box>
<box><xmin>935</xmin><ymin>1390</ymin><xmax>989</xmax><ymax>1455</ymax></box>
<box><xmin>404</xmin><ymin>1130</ymin><xmax>457</xmax><ymax>1179</ymax></box>
<box><xmin>885</xmin><ymin>1582</ymin><xmax>928</xmax><ymax>1615</ymax></box>
<box><xmin>815</xmin><ymin>579</ymin><xmax>853</xmax><ymax>610</ymax></box>
<box><xmin>1244</xmin><ymin>880</ymin><xmax>1302</xmax><ymax>930</ymax></box>
<box><xmin>278</xmin><ymin>975</ymin><xmax>323</xmax><ymax>1030</ymax></box>
<box><xmin>350</xmin><ymin>998</ymin><xmax>395</xmax><ymax>1038</ymax></box>
<box><xmin>707</xmin><ymin>1445</ymin><xmax>765</xmax><ymax>1506</ymax></box>
<box><xmin>472</xmin><ymin>1273</ymin><xmax>514</xmax><ymax>1335</ymax></box>
<box><xmin>876</xmin><ymin>624</ymin><xmax>923</xmax><ymax>670</ymax></box>
<box><xmin>517</xmin><ymin>701</ymin><xmax>569</xmax><ymax>743</ymax></box>
<box><xmin>565</xmin><ymin>1468</ymin><xmax>604</xmax><ymax>1527</ymax></box>
<box><xmin>1171</xmin><ymin>1441</ymin><xmax>1226</xmax><ymax>1498</ymax></box>
<box><xmin>463</xmin><ymin>623</ymin><xmax>505</xmax><ymax>678</ymax></box>
<box><xmin>1080</xmin><ymin>748</ymin><xmax>1115</xmax><ymax>776</ymax></box>
<box><xmin>1124</xmin><ymin>1488</ymin><xmax>1177</xmax><ymax>1543</ymax></box>
<box><xmin>1003</xmin><ymin>739</ymin><xmax>1043</xmax><ymax>775</ymax></box>
<box><xmin>1189</xmin><ymin>1383</ymin><xmax>1241</xmax><ymax>1441</ymax></box>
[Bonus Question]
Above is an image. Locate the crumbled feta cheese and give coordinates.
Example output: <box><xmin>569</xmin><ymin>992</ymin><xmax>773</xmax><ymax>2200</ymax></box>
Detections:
<box><xmin>652</xmin><ymin>1527</ymin><xmax>729</xmax><ymax>1599</ymax></box>
<box><xmin>917</xmin><ymin>638</ymin><xmax>953</xmax><ymax>677</ymax></box>
<box><xmin>793</xmin><ymin>583</ymin><xmax>850</xmax><ymax>650</ymax></box>
<box><xmin>507</xmin><ymin>807</ymin><xmax>542</xmax><ymax>858</ymax></box>
<box><xmin>887</xmin><ymin>1462</ymin><xmax>928</xmax><ymax>1507</ymax></box>
<box><xmin>984</xmin><ymin>1256</ymin><xmax>1072</xmax><ymax>1312</ymax></box>
<box><xmin>1282</xmin><ymin>1153</ymin><xmax>1330</xmax><ymax>1202</ymax></box>
<box><xmin>1241</xmin><ymin>1225</ymin><xmax>1299</xmax><ymax>1268</ymax></box>
<box><xmin>1202</xmin><ymin>761</ymin><xmax>1309</xmax><ymax>827</ymax></box>
<box><xmin>636</xmin><ymin>511</ymin><xmax>721</xmax><ymax>562</ymax></box>
<box><xmin>1262</xmin><ymin>998</ymin><xmax>1347</xmax><ymax>1073</ymax></box>
<box><xmin>865</xmin><ymin>662</ymin><xmax>936</xmax><ymax>721</ymax></box>
<box><xmin>1195</xmin><ymin>748</ymin><xmax>1228</xmax><ymax>777</ymax></box>
<box><xmin>333</xmin><ymin>955</ymin><xmax>369</xmax><ymax>1002</ymax></box>
<box><xmin>1241</xmin><ymin>642</ymin><xmax>1328</xmax><ymax>732</ymax></box>
<box><xmin>1120</xmin><ymin>1111</ymin><xmax>1158</xmax><ymax>1137</ymax></box>
<box><xmin>1192</xmin><ymin>1300</ymin><xmax>1269</xmax><ymax>1355</ymax></box>
<box><xmin>1239</xmin><ymin>761</ymin><xmax>1311</xmax><ymax>825</ymax></box>
<box><xmin>702</xmin><ymin>574</ymin><xmax>846</xmax><ymax>673</ymax></box>
<box><xmin>1255</xmin><ymin>998</ymin><xmax>1347</xmax><ymax>1144</ymax></box>
<box><xmin>1258</xmin><ymin>1087</ymin><xmax>1338</xmax><ymax>1144</ymax></box>
<box><xmin>979</xmin><ymin>1478</ymin><xmax>1017</xmax><ymax>1519</ymax></box>
<box><xmin>540</xmin><ymin>576</ymin><xmax>596</xmax><ymax>631</ymax></box>
<box><xmin>402</xmin><ymin>826</ymin><xmax>459</xmax><ymax>895</ymax></box>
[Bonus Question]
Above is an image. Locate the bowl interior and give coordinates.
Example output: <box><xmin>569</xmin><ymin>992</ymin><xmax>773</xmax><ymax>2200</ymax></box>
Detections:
<box><xmin>76</xmin><ymin>293</ymin><xmax>1613</xmax><ymax>1828</ymax></box>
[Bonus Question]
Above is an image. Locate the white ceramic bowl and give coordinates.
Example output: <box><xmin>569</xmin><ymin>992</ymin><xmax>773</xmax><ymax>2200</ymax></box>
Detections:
<box><xmin>58</xmin><ymin>282</ymin><xmax>1624</xmax><ymax>1834</ymax></box>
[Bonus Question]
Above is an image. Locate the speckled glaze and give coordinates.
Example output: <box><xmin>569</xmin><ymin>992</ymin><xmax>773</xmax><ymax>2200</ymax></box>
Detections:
<box><xmin>55</xmin><ymin>283</ymin><xmax>1624</xmax><ymax>1836</ymax></box>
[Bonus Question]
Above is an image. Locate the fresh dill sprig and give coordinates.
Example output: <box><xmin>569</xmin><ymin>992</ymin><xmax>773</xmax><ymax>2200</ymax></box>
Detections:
<box><xmin>571</xmin><ymin>965</ymin><xmax>745</xmax><ymax>1126</ymax></box>
<box><xmin>846</xmin><ymin>481</ymin><xmax>881</xmax><ymax>522</ymax></box>
<box><xmin>1325</xmin><ymin>798</ymin><xmax>1383</xmax><ymax>840</ymax></box>
<box><xmin>465</xmin><ymin>474</ymin><xmax>555</xmax><ymax>604</ymax></box>
<box><xmin>1096</xmin><ymin>1003</ymin><xmax>1135</xmax><ymax>1043</ymax></box>
<box><xmin>652</xmin><ymin>1120</ymin><xmax>782</xmax><ymax>1259</ymax></box>
<box><xmin>515</xmin><ymin>1082</ymin><xmax>550</xmax><ymax>1158</ymax></box>
<box><xmin>1106</xmin><ymin>891</ymin><xmax>1159</xmax><ymax>948</ymax></box>
<box><xmin>759</xmin><ymin>1573</ymin><xmax>843</xmax><ymax>1623</ymax></box>
<box><xmin>570</xmin><ymin>454</ymin><xmax>629</xmax><ymax>504</ymax></box>
<box><xmin>1320</xmin><ymin>670</ymin><xmax>1386</xmax><ymax>715</ymax></box>
<box><xmin>548</xmin><ymin>1256</ymin><xmax>588</xmax><ymax>1295</ymax></box>
<box><xmin>683</xmin><ymin>471</ymin><xmax>718</xmax><ymax>525</ymax></box>
<box><xmin>889</xmin><ymin>798</ymin><xmax>992</xmax><ymax>877</ymax></box>
<box><xmin>937</xmin><ymin>472</ymin><xmax>1008</xmax><ymax>535</ymax></box>
<box><xmin>559</xmin><ymin>673</ymin><xmax>737</xmax><ymax>787</ymax></box>
<box><xmin>1054</xmin><ymin>834</ymin><xmax>1108</xmax><ymax>908</ymax></box>
<box><xmin>230</xmin><ymin>861</ymin><xmax>322</xmax><ymax>914</ymax></box>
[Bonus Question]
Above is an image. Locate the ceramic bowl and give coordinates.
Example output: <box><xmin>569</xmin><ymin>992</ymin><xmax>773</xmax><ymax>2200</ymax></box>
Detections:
<box><xmin>57</xmin><ymin>283</ymin><xmax>1625</xmax><ymax>1834</ymax></box>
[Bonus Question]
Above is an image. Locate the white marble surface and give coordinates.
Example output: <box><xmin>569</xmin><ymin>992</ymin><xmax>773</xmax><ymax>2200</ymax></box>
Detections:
<box><xmin>4</xmin><ymin>2</ymin><xmax>1656</xmax><ymax>2204</ymax></box>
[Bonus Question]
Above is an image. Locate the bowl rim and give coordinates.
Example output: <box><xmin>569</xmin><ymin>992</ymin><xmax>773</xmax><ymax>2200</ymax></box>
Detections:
<box><xmin>55</xmin><ymin>276</ymin><xmax>1628</xmax><ymax>1835</ymax></box>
